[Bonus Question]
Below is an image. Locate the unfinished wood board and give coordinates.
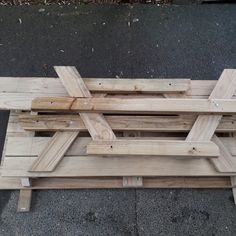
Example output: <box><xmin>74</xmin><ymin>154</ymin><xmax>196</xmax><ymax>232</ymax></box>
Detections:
<box><xmin>17</xmin><ymin>189</ymin><xmax>32</xmax><ymax>212</ymax></box>
<box><xmin>29</xmin><ymin>67</ymin><xmax>116</xmax><ymax>172</ymax></box>
<box><xmin>211</xmin><ymin>135</ymin><xmax>236</xmax><ymax>172</ymax></box>
<box><xmin>187</xmin><ymin>69</ymin><xmax>236</xmax><ymax>141</ymax></box>
<box><xmin>0</xmin><ymin>175</ymin><xmax>232</xmax><ymax>189</ymax></box>
<box><xmin>86</xmin><ymin>140</ymin><xmax>219</xmax><ymax>157</ymax></box>
<box><xmin>5</xmin><ymin>136</ymin><xmax>236</xmax><ymax>157</ymax></box>
<box><xmin>55</xmin><ymin>66</ymin><xmax>116</xmax><ymax>140</ymax></box>
<box><xmin>123</xmin><ymin>177</ymin><xmax>143</xmax><ymax>187</ymax></box>
<box><xmin>21</xmin><ymin>178</ymin><xmax>31</xmax><ymax>187</ymax></box>
<box><xmin>185</xmin><ymin>69</ymin><xmax>236</xmax><ymax>173</ymax></box>
<box><xmin>29</xmin><ymin>131</ymin><xmax>79</xmax><ymax>172</ymax></box>
<box><xmin>0</xmin><ymin>75</ymin><xmax>234</xmax><ymax>97</ymax></box>
<box><xmin>0</xmin><ymin>77</ymin><xmax>191</xmax><ymax>94</ymax></box>
<box><xmin>4</xmin><ymin>154</ymin><xmax>236</xmax><ymax>177</ymax></box>
<box><xmin>31</xmin><ymin>97</ymin><xmax>236</xmax><ymax>114</ymax></box>
<box><xmin>19</xmin><ymin>114</ymin><xmax>236</xmax><ymax>133</ymax></box>
<box><xmin>5</xmin><ymin>136</ymin><xmax>89</xmax><ymax>156</ymax></box>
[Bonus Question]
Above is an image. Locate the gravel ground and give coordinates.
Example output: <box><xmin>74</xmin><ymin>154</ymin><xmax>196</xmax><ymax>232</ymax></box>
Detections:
<box><xmin>0</xmin><ymin>5</ymin><xmax>236</xmax><ymax>235</ymax></box>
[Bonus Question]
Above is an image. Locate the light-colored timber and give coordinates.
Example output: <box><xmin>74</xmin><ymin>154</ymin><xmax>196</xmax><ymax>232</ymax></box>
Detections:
<box><xmin>17</xmin><ymin>189</ymin><xmax>32</xmax><ymax>212</ymax></box>
<box><xmin>29</xmin><ymin>131</ymin><xmax>79</xmax><ymax>172</ymax></box>
<box><xmin>31</xmin><ymin>97</ymin><xmax>236</xmax><ymax>114</ymax></box>
<box><xmin>186</xmin><ymin>69</ymin><xmax>236</xmax><ymax>141</ymax></box>
<box><xmin>86</xmin><ymin>140</ymin><xmax>219</xmax><ymax>157</ymax></box>
<box><xmin>3</xmin><ymin>155</ymin><xmax>236</xmax><ymax>178</ymax></box>
<box><xmin>5</xmin><ymin>136</ymin><xmax>236</xmax><ymax>157</ymax></box>
<box><xmin>19</xmin><ymin>114</ymin><xmax>236</xmax><ymax>133</ymax></box>
<box><xmin>211</xmin><ymin>135</ymin><xmax>236</xmax><ymax>172</ymax></box>
<box><xmin>55</xmin><ymin>66</ymin><xmax>116</xmax><ymax>140</ymax></box>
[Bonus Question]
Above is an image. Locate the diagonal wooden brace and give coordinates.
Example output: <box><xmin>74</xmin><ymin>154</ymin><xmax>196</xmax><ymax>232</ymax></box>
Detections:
<box><xmin>29</xmin><ymin>66</ymin><xmax>116</xmax><ymax>172</ymax></box>
<box><xmin>186</xmin><ymin>69</ymin><xmax>236</xmax><ymax>172</ymax></box>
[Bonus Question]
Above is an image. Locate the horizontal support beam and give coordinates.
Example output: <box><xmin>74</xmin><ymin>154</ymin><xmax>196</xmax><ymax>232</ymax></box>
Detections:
<box><xmin>0</xmin><ymin>77</ymin><xmax>190</xmax><ymax>94</ymax></box>
<box><xmin>3</xmin><ymin>155</ymin><xmax>236</xmax><ymax>177</ymax></box>
<box><xmin>32</xmin><ymin>97</ymin><xmax>236</xmax><ymax>114</ymax></box>
<box><xmin>5</xmin><ymin>137</ymin><xmax>236</xmax><ymax>157</ymax></box>
<box><xmin>0</xmin><ymin>175</ymin><xmax>232</xmax><ymax>189</ymax></box>
<box><xmin>86</xmin><ymin>140</ymin><xmax>219</xmax><ymax>157</ymax></box>
<box><xmin>19</xmin><ymin>114</ymin><xmax>236</xmax><ymax>132</ymax></box>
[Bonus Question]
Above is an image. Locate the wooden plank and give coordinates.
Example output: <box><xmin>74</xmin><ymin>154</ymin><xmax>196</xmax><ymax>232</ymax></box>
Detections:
<box><xmin>5</xmin><ymin>136</ymin><xmax>236</xmax><ymax>157</ymax></box>
<box><xmin>5</xmin><ymin>136</ymin><xmax>89</xmax><ymax>156</ymax></box>
<box><xmin>0</xmin><ymin>77</ymin><xmax>190</xmax><ymax>94</ymax></box>
<box><xmin>187</xmin><ymin>69</ymin><xmax>236</xmax><ymax>141</ymax></box>
<box><xmin>31</xmin><ymin>97</ymin><xmax>236</xmax><ymax>114</ymax></box>
<box><xmin>19</xmin><ymin>114</ymin><xmax>236</xmax><ymax>133</ymax></box>
<box><xmin>17</xmin><ymin>189</ymin><xmax>32</xmax><ymax>212</ymax></box>
<box><xmin>55</xmin><ymin>66</ymin><xmax>116</xmax><ymax>140</ymax></box>
<box><xmin>123</xmin><ymin>177</ymin><xmax>143</xmax><ymax>187</ymax></box>
<box><xmin>4</xmin><ymin>154</ymin><xmax>236</xmax><ymax>177</ymax></box>
<box><xmin>122</xmin><ymin>131</ymin><xmax>143</xmax><ymax>187</ymax></box>
<box><xmin>0</xmin><ymin>175</ymin><xmax>231</xmax><ymax>189</ymax></box>
<box><xmin>29</xmin><ymin>131</ymin><xmax>79</xmax><ymax>172</ymax></box>
<box><xmin>1</xmin><ymin>72</ymin><xmax>236</xmax><ymax>112</ymax></box>
<box><xmin>21</xmin><ymin>178</ymin><xmax>31</xmax><ymax>187</ymax></box>
<box><xmin>211</xmin><ymin>135</ymin><xmax>236</xmax><ymax>172</ymax></box>
<box><xmin>86</xmin><ymin>140</ymin><xmax>219</xmax><ymax>157</ymax></box>
<box><xmin>29</xmin><ymin>67</ymin><xmax>114</xmax><ymax>172</ymax></box>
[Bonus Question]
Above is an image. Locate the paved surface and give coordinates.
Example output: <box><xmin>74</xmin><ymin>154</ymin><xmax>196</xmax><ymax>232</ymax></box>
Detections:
<box><xmin>0</xmin><ymin>5</ymin><xmax>236</xmax><ymax>236</ymax></box>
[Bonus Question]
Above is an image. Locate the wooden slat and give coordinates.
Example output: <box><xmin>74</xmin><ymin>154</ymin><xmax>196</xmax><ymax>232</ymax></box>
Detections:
<box><xmin>123</xmin><ymin>177</ymin><xmax>143</xmax><ymax>187</ymax></box>
<box><xmin>0</xmin><ymin>175</ymin><xmax>232</xmax><ymax>189</ymax></box>
<box><xmin>55</xmin><ymin>66</ymin><xmax>116</xmax><ymax>140</ymax></box>
<box><xmin>29</xmin><ymin>67</ymin><xmax>114</xmax><ymax>172</ymax></box>
<box><xmin>29</xmin><ymin>131</ymin><xmax>79</xmax><ymax>172</ymax></box>
<box><xmin>19</xmin><ymin>114</ymin><xmax>236</xmax><ymax>133</ymax></box>
<box><xmin>211</xmin><ymin>135</ymin><xmax>236</xmax><ymax>172</ymax></box>
<box><xmin>5</xmin><ymin>136</ymin><xmax>89</xmax><ymax>156</ymax></box>
<box><xmin>31</xmin><ymin>97</ymin><xmax>236</xmax><ymax>114</ymax></box>
<box><xmin>0</xmin><ymin>77</ymin><xmax>190</xmax><ymax>94</ymax></box>
<box><xmin>5</xmin><ymin>136</ymin><xmax>236</xmax><ymax>156</ymax></box>
<box><xmin>17</xmin><ymin>189</ymin><xmax>32</xmax><ymax>212</ymax></box>
<box><xmin>186</xmin><ymin>69</ymin><xmax>236</xmax><ymax>141</ymax></box>
<box><xmin>3</xmin><ymin>155</ymin><xmax>236</xmax><ymax>177</ymax></box>
<box><xmin>21</xmin><ymin>178</ymin><xmax>31</xmax><ymax>187</ymax></box>
<box><xmin>185</xmin><ymin>70</ymin><xmax>236</xmax><ymax>173</ymax></box>
<box><xmin>86</xmin><ymin>140</ymin><xmax>219</xmax><ymax>157</ymax></box>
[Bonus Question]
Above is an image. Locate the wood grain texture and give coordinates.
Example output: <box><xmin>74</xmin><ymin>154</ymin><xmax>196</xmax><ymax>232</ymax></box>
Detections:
<box><xmin>29</xmin><ymin>66</ymin><xmax>114</xmax><ymax>172</ymax></box>
<box><xmin>0</xmin><ymin>175</ymin><xmax>231</xmax><ymax>189</ymax></box>
<box><xmin>31</xmin><ymin>97</ymin><xmax>236</xmax><ymax>114</ymax></box>
<box><xmin>0</xmin><ymin>77</ymin><xmax>190</xmax><ymax>94</ymax></box>
<box><xmin>17</xmin><ymin>189</ymin><xmax>32</xmax><ymax>212</ymax></box>
<box><xmin>6</xmin><ymin>136</ymin><xmax>236</xmax><ymax>156</ymax></box>
<box><xmin>19</xmin><ymin>114</ymin><xmax>236</xmax><ymax>132</ymax></box>
<box><xmin>87</xmin><ymin>140</ymin><xmax>219</xmax><ymax>157</ymax></box>
<box><xmin>211</xmin><ymin>135</ymin><xmax>236</xmax><ymax>172</ymax></box>
<box><xmin>55</xmin><ymin>66</ymin><xmax>116</xmax><ymax>140</ymax></box>
<box><xmin>29</xmin><ymin>131</ymin><xmax>79</xmax><ymax>172</ymax></box>
<box><xmin>187</xmin><ymin>69</ymin><xmax>236</xmax><ymax>141</ymax></box>
<box><xmin>3</xmin><ymin>155</ymin><xmax>236</xmax><ymax>177</ymax></box>
<box><xmin>5</xmin><ymin>136</ymin><xmax>90</xmax><ymax>156</ymax></box>
<box><xmin>1</xmin><ymin>71</ymin><xmax>236</xmax><ymax>111</ymax></box>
